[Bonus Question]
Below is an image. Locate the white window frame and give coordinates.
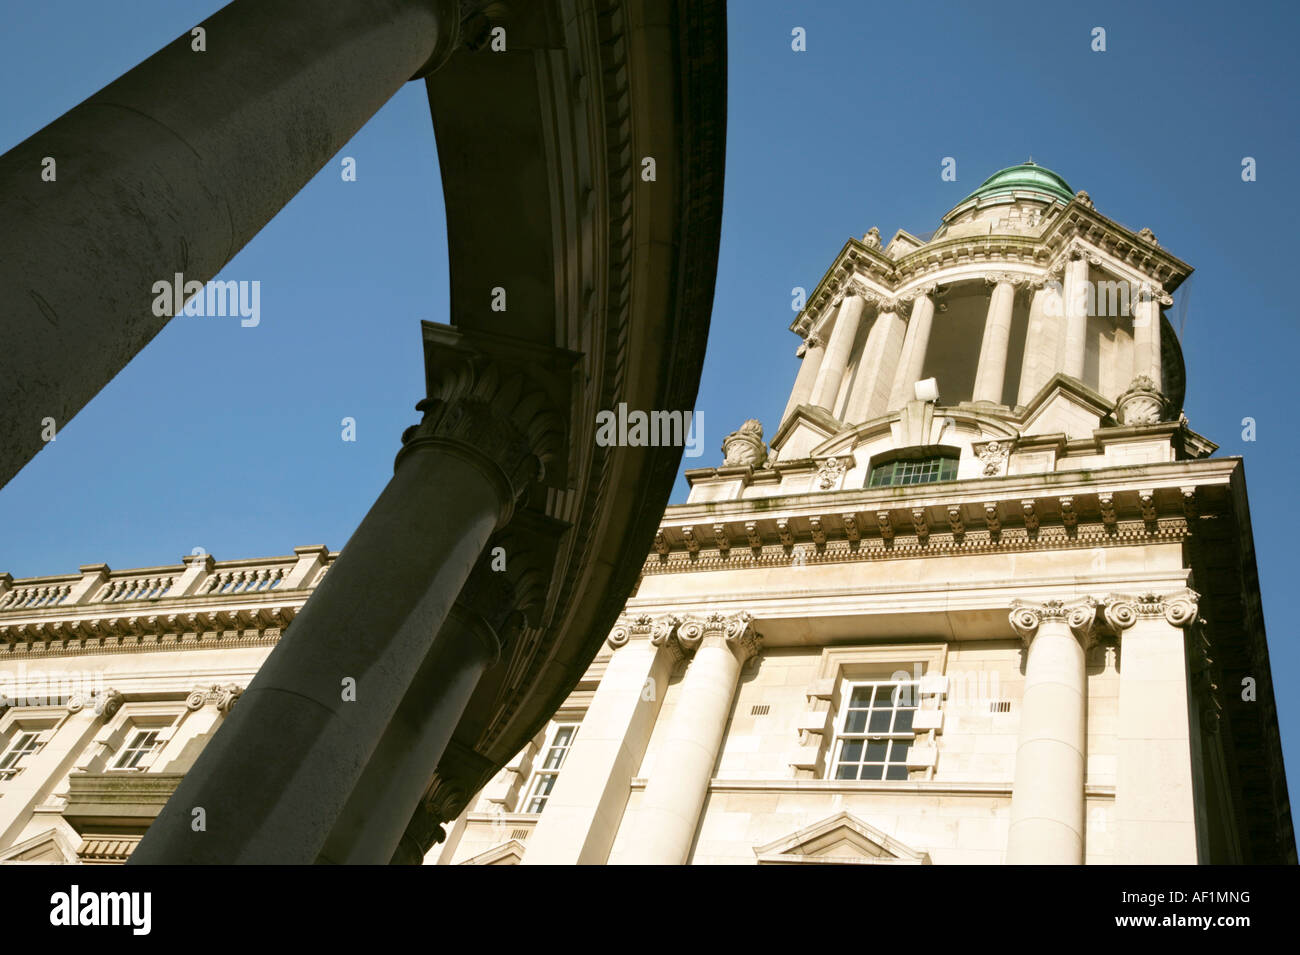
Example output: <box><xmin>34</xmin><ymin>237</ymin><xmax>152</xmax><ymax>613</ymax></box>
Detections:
<box><xmin>0</xmin><ymin>728</ymin><xmax>49</xmax><ymax>781</ymax></box>
<box><xmin>829</xmin><ymin>679</ymin><xmax>919</xmax><ymax>782</ymax></box>
<box><xmin>102</xmin><ymin>709</ymin><xmax>183</xmax><ymax>774</ymax></box>
<box><xmin>111</xmin><ymin>727</ymin><xmax>164</xmax><ymax>771</ymax></box>
<box><xmin>520</xmin><ymin>722</ymin><xmax>579</xmax><ymax>814</ymax></box>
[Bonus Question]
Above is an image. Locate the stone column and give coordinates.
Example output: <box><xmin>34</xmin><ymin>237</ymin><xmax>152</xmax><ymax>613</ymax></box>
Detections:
<box><xmin>844</xmin><ymin>299</ymin><xmax>907</xmax><ymax>423</ymax></box>
<box><xmin>321</xmin><ymin>513</ymin><xmax>559</xmax><ymax>864</ymax></box>
<box><xmin>1107</xmin><ymin>591</ymin><xmax>1202</xmax><ymax>863</ymax></box>
<box><xmin>0</xmin><ymin>0</ymin><xmax>464</xmax><ymax>489</ymax></box>
<box><xmin>781</xmin><ymin>335</ymin><xmax>826</xmax><ymax>423</ymax></box>
<box><xmin>522</xmin><ymin>615</ymin><xmax>681</xmax><ymax>865</ymax></box>
<box><xmin>1016</xmin><ymin>281</ymin><xmax>1054</xmax><ymax>405</ymax></box>
<box><xmin>1061</xmin><ymin>248</ymin><xmax>1091</xmax><ymax>380</ymax></box>
<box><xmin>808</xmin><ymin>291</ymin><xmax>869</xmax><ymax>414</ymax></box>
<box><xmin>972</xmin><ymin>274</ymin><xmax>1018</xmax><ymax>404</ymax></box>
<box><xmin>618</xmin><ymin>612</ymin><xmax>759</xmax><ymax>865</ymax></box>
<box><xmin>888</xmin><ymin>287</ymin><xmax>936</xmax><ymax>410</ymax></box>
<box><xmin>1131</xmin><ymin>283</ymin><xmax>1169</xmax><ymax>389</ymax></box>
<box><xmin>132</xmin><ymin>344</ymin><xmax>564</xmax><ymax>865</ymax></box>
<box><xmin>1006</xmin><ymin>599</ymin><xmax>1097</xmax><ymax>864</ymax></box>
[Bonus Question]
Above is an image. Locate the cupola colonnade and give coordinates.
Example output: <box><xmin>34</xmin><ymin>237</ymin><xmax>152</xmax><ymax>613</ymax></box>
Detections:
<box><xmin>784</xmin><ymin>255</ymin><xmax>1171</xmax><ymax>430</ymax></box>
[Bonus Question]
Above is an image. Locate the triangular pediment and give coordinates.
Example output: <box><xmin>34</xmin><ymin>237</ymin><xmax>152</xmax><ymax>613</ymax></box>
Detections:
<box><xmin>1020</xmin><ymin>373</ymin><xmax>1113</xmax><ymax>440</ymax></box>
<box><xmin>754</xmin><ymin>812</ymin><xmax>930</xmax><ymax>865</ymax></box>
<box><xmin>0</xmin><ymin>827</ymin><xmax>79</xmax><ymax>864</ymax></box>
<box><xmin>770</xmin><ymin>404</ymin><xmax>847</xmax><ymax>461</ymax></box>
<box><xmin>459</xmin><ymin>839</ymin><xmax>525</xmax><ymax>866</ymax></box>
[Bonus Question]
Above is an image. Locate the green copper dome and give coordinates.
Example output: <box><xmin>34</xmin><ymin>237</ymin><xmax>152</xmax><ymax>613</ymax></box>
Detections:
<box><xmin>960</xmin><ymin>161</ymin><xmax>1074</xmax><ymax>205</ymax></box>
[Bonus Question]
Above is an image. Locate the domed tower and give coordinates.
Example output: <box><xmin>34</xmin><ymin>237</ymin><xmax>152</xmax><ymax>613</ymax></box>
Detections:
<box><xmin>505</xmin><ymin>164</ymin><xmax>1290</xmax><ymax>868</ymax></box>
<box><xmin>770</xmin><ymin>160</ymin><xmax>1204</xmax><ymax>479</ymax></box>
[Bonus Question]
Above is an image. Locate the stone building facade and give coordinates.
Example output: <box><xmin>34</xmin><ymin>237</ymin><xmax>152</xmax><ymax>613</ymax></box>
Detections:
<box><xmin>0</xmin><ymin>163</ymin><xmax>1292</xmax><ymax>864</ymax></box>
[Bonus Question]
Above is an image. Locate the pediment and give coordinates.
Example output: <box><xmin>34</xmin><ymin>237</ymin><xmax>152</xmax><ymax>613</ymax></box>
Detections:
<box><xmin>459</xmin><ymin>839</ymin><xmax>525</xmax><ymax>866</ymax></box>
<box><xmin>0</xmin><ymin>827</ymin><xmax>79</xmax><ymax>864</ymax></box>
<box><xmin>754</xmin><ymin>812</ymin><xmax>930</xmax><ymax>865</ymax></box>
<box><xmin>770</xmin><ymin>404</ymin><xmax>847</xmax><ymax>461</ymax></box>
<box><xmin>1019</xmin><ymin>373</ymin><xmax>1113</xmax><ymax>440</ymax></box>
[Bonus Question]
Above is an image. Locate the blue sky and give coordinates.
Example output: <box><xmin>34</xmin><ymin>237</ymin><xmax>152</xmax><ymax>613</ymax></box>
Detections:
<box><xmin>2</xmin><ymin>2</ymin><xmax>1298</xmax><ymax>816</ymax></box>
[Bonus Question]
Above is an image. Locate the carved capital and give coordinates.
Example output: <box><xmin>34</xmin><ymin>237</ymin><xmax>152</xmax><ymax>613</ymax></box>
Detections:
<box><xmin>185</xmin><ymin>684</ymin><xmax>243</xmax><ymax>712</ymax></box>
<box><xmin>675</xmin><ymin>611</ymin><xmax>761</xmax><ymax>664</ymax></box>
<box><xmin>1008</xmin><ymin>598</ymin><xmax>1099</xmax><ymax>648</ymax></box>
<box><xmin>401</xmin><ymin>330</ymin><xmax>575</xmax><ymax>523</ymax></box>
<box><xmin>67</xmin><ymin>687</ymin><xmax>123</xmax><ymax>719</ymax></box>
<box><xmin>1163</xmin><ymin>589</ymin><xmax>1200</xmax><ymax>628</ymax></box>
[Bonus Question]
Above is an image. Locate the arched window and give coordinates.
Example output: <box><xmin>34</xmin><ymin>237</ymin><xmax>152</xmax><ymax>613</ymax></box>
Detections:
<box><xmin>866</xmin><ymin>446</ymin><xmax>959</xmax><ymax>488</ymax></box>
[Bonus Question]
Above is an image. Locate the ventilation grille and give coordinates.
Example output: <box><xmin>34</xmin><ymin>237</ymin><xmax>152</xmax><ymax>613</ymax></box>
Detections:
<box><xmin>989</xmin><ymin>700</ymin><xmax>1012</xmax><ymax>713</ymax></box>
<box><xmin>750</xmin><ymin>704</ymin><xmax>771</xmax><ymax>716</ymax></box>
<box><xmin>511</xmin><ymin>829</ymin><xmax>530</xmax><ymax>841</ymax></box>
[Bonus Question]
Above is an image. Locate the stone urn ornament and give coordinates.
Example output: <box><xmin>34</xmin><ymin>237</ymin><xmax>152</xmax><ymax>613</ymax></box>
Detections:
<box><xmin>721</xmin><ymin>419</ymin><xmax>767</xmax><ymax>467</ymax></box>
<box><xmin>1115</xmin><ymin>375</ymin><xmax>1167</xmax><ymax>426</ymax></box>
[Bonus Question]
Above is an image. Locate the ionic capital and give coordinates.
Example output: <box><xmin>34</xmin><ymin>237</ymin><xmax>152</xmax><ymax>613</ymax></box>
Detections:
<box><xmin>983</xmin><ymin>271</ymin><xmax>1023</xmax><ymax>287</ymax></box>
<box><xmin>1008</xmin><ymin>598</ymin><xmax>1099</xmax><ymax>648</ymax></box>
<box><xmin>1136</xmin><ymin>281</ymin><xmax>1174</xmax><ymax>307</ymax></box>
<box><xmin>67</xmin><ymin>687</ymin><xmax>123</xmax><ymax>718</ymax></box>
<box><xmin>677</xmin><ymin>611</ymin><xmax>760</xmax><ymax>663</ymax></box>
<box><xmin>608</xmin><ymin>613</ymin><xmax>676</xmax><ymax>651</ymax></box>
<box><xmin>185</xmin><ymin>683</ymin><xmax>243</xmax><ymax>713</ymax></box>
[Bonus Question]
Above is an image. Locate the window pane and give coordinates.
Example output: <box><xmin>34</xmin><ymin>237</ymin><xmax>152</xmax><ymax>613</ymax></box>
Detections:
<box><xmin>865</xmin><ymin>739</ymin><xmax>887</xmax><ymax>761</ymax></box>
<box><xmin>893</xmin><ymin>708</ymin><xmax>915</xmax><ymax>734</ymax></box>
<box><xmin>835</xmin><ymin>763</ymin><xmax>858</xmax><ymax>780</ymax></box>
<box><xmin>889</xmin><ymin>739</ymin><xmax>911</xmax><ymax>763</ymax></box>
<box><xmin>859</xmin><ymin>764</ymin><xmax>885</xmax><ymax>781</ymax></box>
<box><xmin>840</xmin><ymin>739</ymin><xmax>863</xmax><ymax>763</ymax></box>
<box><xmin>868</xmin><ymin>709</ymin><xmax>893</xmax><ymax>733</ymax></box>
<box><xmin>849</xmin><ymin>686</ymin><xmax>874</xmax><ymax>707</ymax></box>
<box><xmin>885</xmin><ymin>764</ymin><xmax>909</xmax><ymax>781</ymax></box>
<box><xmin>844</xmin><ymin>709</ymin><xmax>869</xmax><ymax>733</ymax></box>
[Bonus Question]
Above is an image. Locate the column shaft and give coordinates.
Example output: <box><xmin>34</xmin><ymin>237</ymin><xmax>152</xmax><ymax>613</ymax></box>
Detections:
<box><xmin>844</xmin><ymin>307</ymin><xmax>907</xmax><ymax>423</ymax></box>
<box><xmin>0</xmin><ymin>0</ymin><xmax>458</xmax><ymax>488</ymax></box>
<box><xmin>1007</xmin><ymin>604</ymin><xmax>1089</xmax><ymax>864</ymax></box>
<box><xmin>972</xmin><ymin>280</ymin><xmax>1016</xmax><ymax>404</ymax></box>
<box><xmin>617</xmin><ymin>618</ymin><xmax>756</xmax><ymax>865</ymax></box>
<box><xmin>1132</xmin><ymin>293</ymin><xmax>1163</xmax><ymax>388</ymax></box>
<box><xmin>781</xmin><ymin>337</ymin><xmax>826</xmax><ymax>424</ymax></box>
<box><xmin>1061</xmin><ymin>256</ymin><xmax>1090</xmax><ymax>380</ymax></box>
<box><xmin>808</xmin><ymin>295</ymin><xmax>866</xmax><ymax>413</ymax></box>
<box><xmin>522</xmin><ymin>629</ymin><xmax>675</xmax><ymax>865</ymax></box>
<box><xmin>317</xmin><ymin>604</ymin><xmax>498</xmax><ymax>864</ymax></box>
<box><xmin>888</xmin><ymin>293</ymin><xmax>935</xmax><ymax>410</ymax></box>
<box><xmin>1114</xmin><ymin>603</ymin><xmax>1199</xmax><ymax>863</ymax></box>
<box><xmin>1016</xmin><ymin>287</ymin><xmax>1053</xmax><ymax>405</ymax></box>
<box><xmin>131</xmin><ymin>445</ymin><xmax>507</xmax><ymax>864</ymax></box>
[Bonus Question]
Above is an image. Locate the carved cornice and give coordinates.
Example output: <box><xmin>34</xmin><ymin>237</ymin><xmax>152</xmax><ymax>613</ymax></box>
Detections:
<box><xmin>0</xmin><ymin>605</ymin><xmax>296</xmax><ymax>659</ymax></box>
<box><xmin>645</xmin><ymin>517</ymin><xmax>1189</xmax><ymax>574</ymax></box>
